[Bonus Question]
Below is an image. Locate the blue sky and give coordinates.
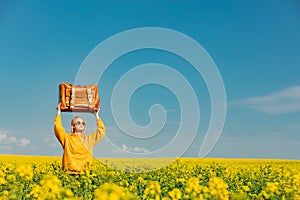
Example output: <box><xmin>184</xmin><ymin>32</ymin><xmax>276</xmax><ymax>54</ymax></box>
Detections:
<box><xmin>0</xmin><ymin>1</ymin><xmax>300</xmax><ymax>159</ymax></box>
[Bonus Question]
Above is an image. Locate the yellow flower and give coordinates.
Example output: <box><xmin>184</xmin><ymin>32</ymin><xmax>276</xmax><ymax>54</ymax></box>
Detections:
<box><xmin>3</xmin><ymin>190</ymin><xmax>9</xmax><ymax>196</ymax></box>
<box><xmin>6</xmin><ymin>174</ymin><xmax>15</xmax><ymax>182</ymax></box>
<box><xmin>208</xmin><ymin>177</ymin><xmax>229</xmax><ymax>200</ymax></box>
<box><xmin>16</xmin><ymin>165</ymin><xmax>33</xmax><ymax>181</ymax></box>
<box><xmin>143</xmin><ymin>181</ymin><xmax>161</xmax><ymax>199</ymax></box>
<box><xmin>261</xmin><ymin>191</ymin><xmax>270</xmax><ymax>199</ymax></box>
<box><xmin>242</xmin><ymin>185</ymin><xmax>250</xmax><ymax>192</ymax></box>
<box><xmin>168</xmin><ymin>188</ymin><xmax>182</xmax><ymax>200</ymax></box>
<box><xmin>0</xmin><ymin>177</ymin><xmax>6</xmax><ymax>185</ymax></box>
<box><xmin>185</xmin><ymin>177</ymin><xmax>200</xmax><ymax>193</ymax></box>
<box><xmin>94</xmin><ymin>183</ymin><xmax>138</xmax><ymax>200</ymax></box>
<box><xmin>0</xmin><ymin>170</ymin><xmax>5</xmax><ymax>178</ymax></box>
<box><xmin>65</xmin><ymin>189</ymin><xmax>74</xmax><ymax>197</ymax></box>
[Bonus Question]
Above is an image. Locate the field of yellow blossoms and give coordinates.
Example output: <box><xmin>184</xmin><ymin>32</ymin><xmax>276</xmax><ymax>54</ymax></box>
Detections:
<box><xmin>0</xmin><ymin>155</ymin><xmax>299</xmax><ymax>200</ymax></box>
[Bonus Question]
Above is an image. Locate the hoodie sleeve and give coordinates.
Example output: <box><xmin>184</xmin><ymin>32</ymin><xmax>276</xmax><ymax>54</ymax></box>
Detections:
<box><xmin>54</xmin><ymin>114</ymin><xmax>67</xmax><ymax>147</ymax></box>
<box><xmin>90</xmin><ymin>118</ymin><xmax>106</xmax><ymax>146</ymax></box>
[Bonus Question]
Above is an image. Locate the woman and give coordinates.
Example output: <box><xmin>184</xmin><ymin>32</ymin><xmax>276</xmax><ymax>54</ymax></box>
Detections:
<box><xmin>54</xmin><ymin>102</ymin><xmax>106</xmax><ymax>173</ymax></box>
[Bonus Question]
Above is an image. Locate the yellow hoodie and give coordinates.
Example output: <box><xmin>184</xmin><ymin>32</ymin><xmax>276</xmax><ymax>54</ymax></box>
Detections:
<box><xmin>54</xmin><ymin>114</ymin><xmax>105</xmax><ymax>172</ymax></box>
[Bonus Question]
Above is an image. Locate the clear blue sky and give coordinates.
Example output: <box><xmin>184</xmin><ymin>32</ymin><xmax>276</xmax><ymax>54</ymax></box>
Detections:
<box><xmin>1</xmin><ymin>1</ymin><xmax>300</xmax><ymax>159</ymax></box>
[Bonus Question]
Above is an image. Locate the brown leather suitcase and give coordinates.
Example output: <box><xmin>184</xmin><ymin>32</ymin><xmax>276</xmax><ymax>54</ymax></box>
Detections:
<box><xmin>59</xmin><ymin>82</ymin><xmax>100</xmax><ymax>113</ymax></box>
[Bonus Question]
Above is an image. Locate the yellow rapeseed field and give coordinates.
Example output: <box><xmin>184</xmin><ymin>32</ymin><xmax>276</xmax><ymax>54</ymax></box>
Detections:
<box><xmin>0</xmin><ymin>154</ymin><xmax>299</xmax><ymax>199</ymax></box>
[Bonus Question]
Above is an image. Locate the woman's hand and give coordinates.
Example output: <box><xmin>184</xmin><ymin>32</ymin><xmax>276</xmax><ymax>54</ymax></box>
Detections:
<box><xmin>56</xmin><ymin>102</ymin><xmax>61</xmax><ymax>114</ymax></box>
<box><xmin>94</xmin><ymin>109</ymin><xmax>100</xmax><ymax>119</ymax></box>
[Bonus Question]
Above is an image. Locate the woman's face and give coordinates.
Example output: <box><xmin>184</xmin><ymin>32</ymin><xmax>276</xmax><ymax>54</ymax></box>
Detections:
<box><xmin>72</xmin><ymin>118</ymin><xmax>85</xmax><ymax>133</ymax></box>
